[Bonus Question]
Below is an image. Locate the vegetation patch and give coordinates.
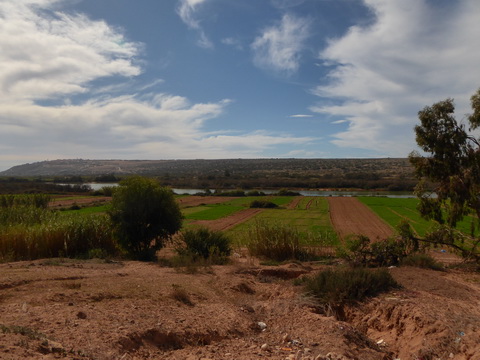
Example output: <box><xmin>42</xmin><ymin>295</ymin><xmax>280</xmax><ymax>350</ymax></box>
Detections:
<box><xmin>304</xmin><ymin>267</ymin><xmax>400</xmax><ymax>310</ymax></box>
<box><xmin>249</xmin><ymin>200</ymin><xmax>278</xmax><ymax>208</ymax></box>
<box><xmin>175</xmin><ymin>227</ymin><xmax>232</xmax><ymax>264</ymax></box>
<box><xmin>401</xmin><ymin>253</ymin><xmax>444</xmax><ymax>271</ymax></box>
<box><xmin>245</xmin><ymin>221</ymin><xmax>316</xmax><ymax>261</ymax></box>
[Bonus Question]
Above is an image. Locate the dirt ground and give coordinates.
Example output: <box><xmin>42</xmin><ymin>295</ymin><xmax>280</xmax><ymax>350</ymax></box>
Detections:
<box><xmin>327</xmin><ymin>197</ymin><xmax>394</xmax><ymax>242</ymax></box>
<box><xmin>1</xmin><ymin>257</ymin><xmax>480</xmax><ymax>360</ymax></box>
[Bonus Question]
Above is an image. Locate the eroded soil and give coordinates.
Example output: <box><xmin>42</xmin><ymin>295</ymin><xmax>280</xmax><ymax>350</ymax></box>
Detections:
<box><xmin>1</xmin><ymin>257</ymin><xmax>480</xmax><ymax>360</ymax></box>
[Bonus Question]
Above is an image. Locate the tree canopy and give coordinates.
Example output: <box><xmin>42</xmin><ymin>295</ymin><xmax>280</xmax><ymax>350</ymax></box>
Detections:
<box><xmin>109</xmin><ymin>176</ymin><xmax>182</xmax><ymax>261</ymax></box>
<box><xmin>409</xmin><ymin>88</ymin><xmax>480</xmax><ymax>260</ymax></box>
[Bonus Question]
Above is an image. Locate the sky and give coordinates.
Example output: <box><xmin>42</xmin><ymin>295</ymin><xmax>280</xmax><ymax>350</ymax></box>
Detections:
<box><xmin>1</xmin><ymin>0</ymin><xmax>480</xmax><ymax>171</ymax></box>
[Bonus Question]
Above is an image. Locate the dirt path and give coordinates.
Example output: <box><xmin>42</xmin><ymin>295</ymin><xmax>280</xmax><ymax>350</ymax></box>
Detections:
<box><xmin>286</xmin><ymin>197</ymin><xmax>302</xmax><ymax>209</ymax></box>
<box><xmin>328</xmin><ymin>197</ymin><xmax>394</xmax><ymax>242</ymax></box>
<box><xmin>49</xmin><ymin>196</ymin><xmax>111</xmax><ymax>208</ymax></box>
<box><xmin>190</xmin><ymin>208</ymin><xmax>263</xmax><ymax>231</ymax></box>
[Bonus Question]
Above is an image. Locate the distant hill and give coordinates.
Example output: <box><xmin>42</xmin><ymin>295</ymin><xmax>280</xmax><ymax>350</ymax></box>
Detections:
<box><xmin>0</xmin><ymin>158</ymin><xmax>413</xmax><ymax>179</ymax></box>
<box><xmin>0</xmin><ymin>158</ymin><xmax>416</xmax><ymax>191</ymax></box>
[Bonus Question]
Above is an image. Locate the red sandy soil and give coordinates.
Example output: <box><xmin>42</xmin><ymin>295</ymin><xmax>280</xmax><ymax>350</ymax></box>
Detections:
<box><xmin>328</xmin><ymin>197</ymin><xmax>394</xmax><ymax>242</ymax></box>
<box><xmin>1</xmin><ymin>258</ymin><xmax>480</xmax><ymax>360</ymax></box>
<box><xmin>49</xmin><ymin>197</ymin><xmax>111</xmax><ymax>208</ymax></box>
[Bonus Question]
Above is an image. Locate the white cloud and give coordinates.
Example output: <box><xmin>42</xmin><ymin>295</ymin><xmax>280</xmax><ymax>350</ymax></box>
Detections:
<box><xmin>176</xmin><ymin>0</ymin><xmax>213</xmax><ymax>49</ymax></box>
<box><xmin>251</xmin><ymin>13</ymin><xmax>311</xmax><ymax>74</ymax></box>
<box><xmin>312</xmin><ymin>0</ymin><xmax>480</xmax><ymax>156</ymax></box>
<box><xmin>290</xmin><ymin>114</ymin><xmax>312</xmax><ymax>118</ymax></box>
<box><xmin>221</xmin><ymin>37</ymin><xmax>243</xmax><ymax>50</ymax></box>
<box><xmin>0</xmin><ymin>0</ymin><xmax>313</xmax><ymax>170</ymax></box>
<box><xmin>0</xmin><ymin>1</ymin><xmax>141</xmax><ymax>103</ymax></box>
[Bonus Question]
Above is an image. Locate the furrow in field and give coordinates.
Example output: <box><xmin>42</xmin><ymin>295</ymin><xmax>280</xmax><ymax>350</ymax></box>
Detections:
<box><xmin>190</xmin><ymin>208</ymin><xmax>263</xmax><ymax>231</ymax></box>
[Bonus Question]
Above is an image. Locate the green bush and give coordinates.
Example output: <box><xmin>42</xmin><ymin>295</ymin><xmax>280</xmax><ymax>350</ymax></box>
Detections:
<box><xmin>246</xmin><ymin>221</ymin><xmax>313</xmax><ymax>261</ymax></box>
<box><xmin>304</xmin><ymin>267</ymin><xmax>399</xmax><ymax>308</ymax></box>
<box><xmin>249</xmin><ymin>200</ymin><xmax>278</xmax><ymax>208</ymax></box>
<box><xmin>339</xmin><ymin>222</ymin><xmax>419</xmax><ymax>267</ymax></box>
<box><xmin>109</xmin><ymin>176</ymin><xmax>182</xmax><ymax>261</ymax></box>
<box><xmin>175</xmin><ymin>227</ymin><xmax>231</xmax><ymax>264</ymax></box>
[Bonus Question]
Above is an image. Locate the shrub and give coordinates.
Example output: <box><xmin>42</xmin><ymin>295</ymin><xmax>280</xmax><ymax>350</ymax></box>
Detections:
<box><xmin>245</xmin><ymin>190</ymin><xmax>266</xmax><ymax>196</ymax></box>
<box><xmin>339</xmin><ymin>222</ymin><xmax>419</xmax><ymax>267</ymax></box>
<box><xmin>249</xmin><ymin>200</ymin><xmax>278</xmax><ymax>208</ymax></box>
<box><xmin>304</xmin><ymin>267</ymin><xmax>399</xmax><ymax>309</ymax></box>
<box><xmin>275</xmin><ymin>189</ymin><xmax>300</xmax><ymax>196</ymax></box>
<box><xmin>246</xmin><ymin>221</ymin><xmax>313</xmax><ymax>261</ymax></box>
<box><xmin>401</xmin><ymin>253</ymin><xmax>444</xmax><ymax>271</ymax></box>
<box><xmin>175</xmin><ymin>227</ymin><xmax>231</xmax><ymax>264</ymax></box>
<box><xmin>109</xmin><ymin>176</ymin><xmax>182</xmax><ymax>261</ymax></box>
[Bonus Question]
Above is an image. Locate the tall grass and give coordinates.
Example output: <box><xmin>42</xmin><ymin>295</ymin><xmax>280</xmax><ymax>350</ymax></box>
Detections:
<box><xmin>245</xmin><ymin>221</ymin><xmax>315</xmax><ymax>261</ymax></box>
<box><xmin>0</xmin><ymin>194</ymin><xmax>51</xmax><ymax>209</ymax></box>
<box><xmin>0</xmin><ymin>206</ymin><xmax>116</xmax><ymax>261</ymax></box>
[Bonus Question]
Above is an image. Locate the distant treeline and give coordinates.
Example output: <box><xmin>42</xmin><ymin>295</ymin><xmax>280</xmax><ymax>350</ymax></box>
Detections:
<box><xmin>159</xmin><ymin>174</ymin><xmax>416</xmax><ymax>191</ymax></box>
<box><xmin>1</xmin><ymin>168</ymin><xmax>416</xmax><ymax>194</ymax></box>
<box><xmin>0</xmin><ymin>178</ymin><xmax>92</xmax><ymax>194</ymax></box>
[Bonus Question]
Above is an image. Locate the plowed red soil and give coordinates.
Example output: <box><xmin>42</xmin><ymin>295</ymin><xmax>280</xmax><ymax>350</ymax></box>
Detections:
<box><xmin>328</xmin><ymin>197</ymin><xmax>394</xmax><ymax>242</ymax></box>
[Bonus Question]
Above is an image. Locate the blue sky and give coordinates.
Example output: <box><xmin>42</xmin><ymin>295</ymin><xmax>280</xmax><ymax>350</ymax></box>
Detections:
<box><xmin>1</xmin><ymin>0</ymin><xmax>480</xmax><ymax>171</ymax></box>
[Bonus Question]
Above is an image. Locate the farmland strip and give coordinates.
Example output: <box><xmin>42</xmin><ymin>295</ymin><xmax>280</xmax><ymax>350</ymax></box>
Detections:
<box><xmin>190</xmin><ymin>208</ymin><xmax>263</xmax><ymax>231</ymax></box>
<box><xmin>328</xmin><ymin>197</ymin><xmax>394</xmax><ymax>242</ymax></box>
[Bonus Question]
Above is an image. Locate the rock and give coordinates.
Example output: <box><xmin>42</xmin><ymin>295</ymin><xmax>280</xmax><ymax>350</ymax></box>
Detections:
<box><xmin>76</xmin><ymin>311</ymin><xmax>87</xmax><ymax>319</ymax></box>
<box><xmin>282</xmin><ymin>333</ymin><xmax>291</xmax><ymax>343</ymax></box>
<box><xmin>261</xmin><ymin>343</ymin><xmax>269</xmax><ymax>351</ymax></box>
<box><xmin>257</xmin><ymin>321</ymin><xmax>267</xmax><ymax>331</ymax></box>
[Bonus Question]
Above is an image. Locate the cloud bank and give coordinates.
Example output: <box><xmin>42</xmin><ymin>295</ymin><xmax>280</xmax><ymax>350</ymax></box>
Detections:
<box><xmin>0</xmin><ymin>0</ymin><xmax>312</xmax><ymax>170</ymax></box>
<box><xmin>313</xmin><ymin>0</ymin><xmax>480</xmax><ymax>156</ymax></box>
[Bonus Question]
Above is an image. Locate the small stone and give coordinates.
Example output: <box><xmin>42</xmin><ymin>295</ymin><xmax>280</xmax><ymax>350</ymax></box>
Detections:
<box><xmin>282</xmin><ymin>333</ymin><xmax>291</xmax><ymax>343</ymax></box>
<box><xmin>257</xmin><ymin>321</ymin><xmax>267</xmax><ymax>330</ymax></box>
<box><xmin>261</xmin><ymin>343</ymin><xmax>269</xmax><ymax>351</ymax></box>
<box><xmin>76</xmin><ymin>311</ymin><xmax>87</xmax><ymax>319</ymax></box>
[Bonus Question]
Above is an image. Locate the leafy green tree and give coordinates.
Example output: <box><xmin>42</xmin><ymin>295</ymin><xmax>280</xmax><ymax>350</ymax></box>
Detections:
<box><xmin>409</xmin><ymin>88</ymin><xmax>480</xmax><ymax>260</ymax></box>
<box><xmin>109</xmin><ymin>176</ymin><xmax>182</xmax><ymax>260</ymax></box>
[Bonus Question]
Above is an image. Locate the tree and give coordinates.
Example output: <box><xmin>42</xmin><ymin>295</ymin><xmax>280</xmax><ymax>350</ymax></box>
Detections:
<box><xmin>409</xmin><ymin>88</ymin><xmax>480</xmax><ymax>261</ymax></box>
<box><xmin>109</xmin><ymin>176</ymin><xmax>182</xmax><ymax>260</ymax></box>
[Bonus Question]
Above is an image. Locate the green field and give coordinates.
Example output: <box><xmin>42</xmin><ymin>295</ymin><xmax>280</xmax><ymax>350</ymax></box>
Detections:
<box><xmin>358</xmin><ymin>197</ymin><xmax>478</xmax><ymax>237</ymax></box>
<box><xmin>182</xmin><ymin>196</ymin><xmax>294</xmax><ymax>221</ymax></box>
<box><xmin>226</xmin><ymin>196</ymin><xmax>339</xmax><ymax>247</ymax></box>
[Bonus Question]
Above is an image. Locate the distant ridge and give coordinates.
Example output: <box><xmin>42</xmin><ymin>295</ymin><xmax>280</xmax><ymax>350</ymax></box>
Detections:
<box><xmin>0</xmin><ymin>158</ymin><xmax>413</xmax><ymax>178</ymax></box>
